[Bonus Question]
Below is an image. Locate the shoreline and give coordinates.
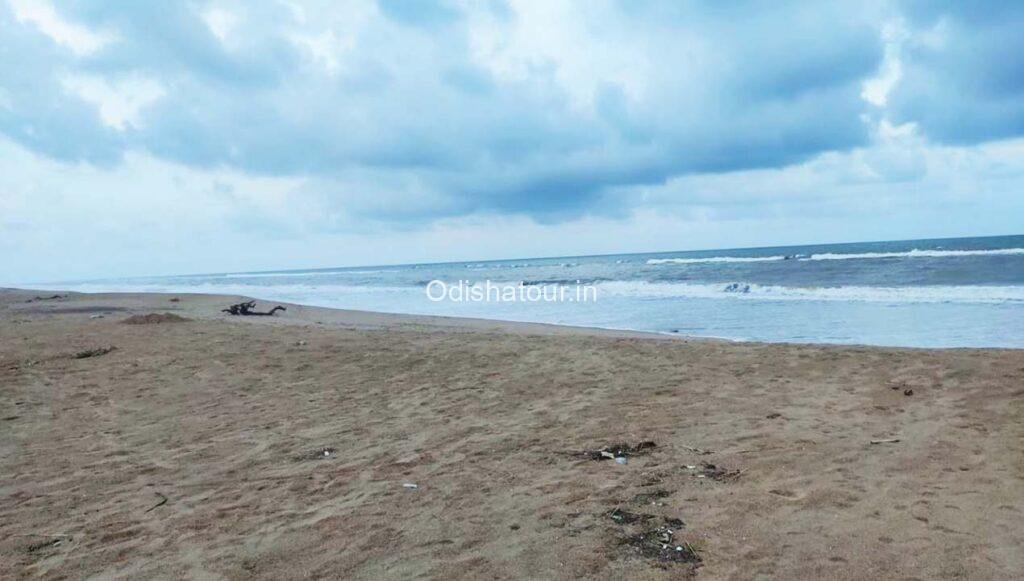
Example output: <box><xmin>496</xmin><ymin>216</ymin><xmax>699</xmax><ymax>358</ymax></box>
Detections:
<box><xmin>3</xmin><ymin>288</ymin><xmax>1023</xmax><ymax>578</ymax></box>
<box><xmin>4</xmin><ymin>286</ymin><xmax>1020</xmax><ymax>352</ymax></box>
<box><xmin>1</xmin><ymin>287</ymin><xmax>685</xmax><ymax>341</ymax></box>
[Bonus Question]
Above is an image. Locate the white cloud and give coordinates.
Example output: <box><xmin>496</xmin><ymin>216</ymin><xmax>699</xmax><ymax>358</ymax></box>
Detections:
<box><xmin>291</xmin><ymin>29</ymin><xmax>354</xmax><ymax>75</ymax></box>
<box><xmin>7</xmin><ymin>0</ymin><xmax>113</xmax><ymax>55</ymax></box>
<box><xmin>0</xmin><ymin>136</ymin><xmax>307</xmax><ymax>281</ymax></box>
<box><xmin>280</xmin><ymin>1</ymin><xmax>373</xmax><ymax>75</ymax></box>
<box><xmin>861</xmin><ymin>19</ymin><xmax>906</xmax><ymax>107</ymax></box>
<box><xmin>278</xmin><ymin>0</ymin><xmax>307</xmax><ymax>24</ymax></box>
<box><xmin>200</xmin><ymin>6</ymin><xmax>238</xmax><ymax>44</ymax></box>
<box><xmin>61</xmin><ymin>75</ymin><xmax>166</xmax><ymax>131</ymax></box>
<box><xmin>465</xmin><ymin>0</ymin><xmax>650</xmax><ymax>111</ymax></box>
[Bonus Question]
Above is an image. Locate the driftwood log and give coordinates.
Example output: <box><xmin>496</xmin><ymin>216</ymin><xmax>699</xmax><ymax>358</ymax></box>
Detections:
<box><xmin>222</xmin><ymin>300</ymin><xmax>286</xmax><ymax>316</ymax></box>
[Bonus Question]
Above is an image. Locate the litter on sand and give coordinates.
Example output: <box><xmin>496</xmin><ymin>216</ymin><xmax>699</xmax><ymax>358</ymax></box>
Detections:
<box><xmin>576</xmin><ymin>441</ymin><xmax>657</xmax><ymax>461</ymax></box>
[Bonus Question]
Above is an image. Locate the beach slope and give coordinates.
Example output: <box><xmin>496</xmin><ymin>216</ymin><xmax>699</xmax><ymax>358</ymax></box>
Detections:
<box><xmin>1</xmin><ymin>289</ymin><xmax>1022</xmax><ymax>579</ymax></box>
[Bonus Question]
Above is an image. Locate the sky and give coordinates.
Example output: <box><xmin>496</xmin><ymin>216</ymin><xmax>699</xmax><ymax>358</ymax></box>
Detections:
<box><xmin>2</xmin><ymin>0</ymin><xmax>1024</xmax><ymax>283</ymax></box>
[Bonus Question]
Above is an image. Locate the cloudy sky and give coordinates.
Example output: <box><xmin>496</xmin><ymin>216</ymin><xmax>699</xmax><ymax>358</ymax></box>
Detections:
<box><xmin>2</xmin><ymin>0</ymin><xmax>1023</xmax><ymax>282</ymax></box>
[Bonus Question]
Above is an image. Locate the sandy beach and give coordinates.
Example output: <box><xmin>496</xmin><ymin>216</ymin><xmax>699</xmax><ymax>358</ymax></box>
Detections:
<box><xmin>1</xmin><ymin>288</ymin><xmax>1022</xmax><ymax>579</ymax></box>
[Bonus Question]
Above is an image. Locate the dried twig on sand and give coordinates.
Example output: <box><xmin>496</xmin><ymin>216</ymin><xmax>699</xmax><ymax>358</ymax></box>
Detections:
<box><xmin>27</xmin><ymin>294</ymin><xmax>66</xmax><ymax>302</ymax></box>
<box><xmin>222</xmin><ymin>301</ymin><xmax>286</xmax><ymax>316</ymax></box>
<box><xmin>144</xmin><ymin>492</ymin><xmax>168</xmax><ymax>513</ymax></box>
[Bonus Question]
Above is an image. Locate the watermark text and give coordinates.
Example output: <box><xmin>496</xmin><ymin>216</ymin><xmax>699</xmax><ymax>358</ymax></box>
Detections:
<box><xmin>425</xmin><ymin>280</ymin><xmax>598</xmax><ymax>303</ymax></box>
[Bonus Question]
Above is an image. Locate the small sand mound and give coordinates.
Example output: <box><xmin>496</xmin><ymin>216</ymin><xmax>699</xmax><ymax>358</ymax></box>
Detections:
<box><xmin>122</xmin><ymin>313</ymin><xmax>190</xmax><ymax>325</ymax></box>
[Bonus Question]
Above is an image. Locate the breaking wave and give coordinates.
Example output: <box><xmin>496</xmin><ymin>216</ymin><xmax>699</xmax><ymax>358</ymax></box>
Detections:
<box><xmin>216</xmin><ymin>269</ymin><xmax>387</xmax><ymax>279</ymax></box>
<box><xmin>647</xmin><ymin>256</ymin><xmax>789</xmax><ymax>264</ymax></box>
<box><xmin>803</xmin><ymin>248</ymin><xmax>1024</xmax><ymax>260</ymax></box>
<box><xmin>594</xmin><ymin>281</ymin><xmax>1024</xmax><ymax>304</ymax></box>
<box><xmin>647</xmin><ymin>248</ymin><xmax>1024</xmax><ymax>265</ymax></box>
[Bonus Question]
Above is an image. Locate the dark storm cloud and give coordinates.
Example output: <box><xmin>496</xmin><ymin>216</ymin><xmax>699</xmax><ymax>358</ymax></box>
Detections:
<box><xmin>889</xmin><ymin>0</ymin><xmax>1024</xmax><ymax>143</ymax></box>
<box><xmin>6</xmin><ymin>0</ymin><xmax>1017</xmax><ymax>223</ymax></box>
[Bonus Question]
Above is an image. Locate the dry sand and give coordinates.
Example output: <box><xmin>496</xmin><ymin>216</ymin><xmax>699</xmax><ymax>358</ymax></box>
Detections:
<box><xmin>1</xmin><ymin>288</ymin><xmax>1022</xmax><ymax>579</ymax></box>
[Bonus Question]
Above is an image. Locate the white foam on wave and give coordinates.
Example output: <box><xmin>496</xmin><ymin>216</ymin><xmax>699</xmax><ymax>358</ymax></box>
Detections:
<box><xmin>805</xmin><ymin>248</ymin><xmax>1024</xmax><ymax>260</ymax></box>
<box><xmin>646</xmin><ymin>247</ymin><xmax>1024</xmax><ymax>265</ymax></box>
<box><xmin>647</xmin><ymin>256</ymin><xmax>788</xmax><ymax>264</ymax></box>
<box><xmin>594</xmin><ymin>281</ymin><xmax>1024</xmax><ymax>304</ymax></box>
<box><xmin>215</xmin><ymin>269</ymin><xmax>386</xmax><ymax>279</ymax></box>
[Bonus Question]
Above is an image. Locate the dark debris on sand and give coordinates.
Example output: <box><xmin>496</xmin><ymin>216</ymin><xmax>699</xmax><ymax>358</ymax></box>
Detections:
<box><xmin>73</xmin><ymin>346</ymin><xmax>115</xmax><ymax>359</ymax></box>
<box><xmin>633</xmin><ymin>489</ymin><xmax>671</xmax><ymax>504</ymax></box>
<box><xmin>608</xmin><ymin>508</ymin><xmax>655</xmax><ymax>525</ymax></box>
<box><xmin>24</xmin><ymin>535</ymin><xmax>71</xmax><ymax>554</ymax></box>
<box><xmin>621</xmin><ymin>524</ymin><xmax>701</xmax><ymax>566</ymax></box>
<box><xmin>222</xmin><ymin>301</ymin><xmax>286</xmax><ymax>316</ymax></box>
<box><xmin>695</xmin><ymin>461</ymin><xmax>741</xmax><ymax>482</ymax></box>
<box><xmin>26</xmin><ymin>294</ymin><xmax>67</xmax><ymax>302</ymax></box>
<box><xmin>607</xmin><ymin>508</ymin><xmax>700</xmax><ymax>570</ymax></box>
<box><xmin>293</xmin><ymin>447</ymin><xmax>337</xmax><ymax>462</ymax></box>
<box><xmin>576</xmin><ymin>441</ymin><xmax>657</xmax><ymax>461</ymax></box>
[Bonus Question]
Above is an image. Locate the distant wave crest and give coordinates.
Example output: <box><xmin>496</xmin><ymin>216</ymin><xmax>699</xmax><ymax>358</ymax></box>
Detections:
<box><xmin>647</xmin><ymin>256</ymin><xmax>789</xmax><ymax>264</ymax></box>
<box><xmin>804</xmin><ymin>248</ymin><xmax>1024</xmax><ymax>260</ymax></box>
<box><xmin>594</xmin><ymin>281</ymin><xmax>1024</xmax><ymax>304</ymax></box>
<box><xmin>647</xmin><ymin>247</ymin><xmax>1024</xmax><ymax>265</ymax></box>
<box><xmin>217</xmin><ymin>269</ymin><xmax>386</xmax><ymax>279</ymax></box>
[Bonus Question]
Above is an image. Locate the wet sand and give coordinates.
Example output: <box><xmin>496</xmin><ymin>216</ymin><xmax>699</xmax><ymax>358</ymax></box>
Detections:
<box><xmin>1</xmin><ymin>289</ymin><xmax>1022</xmax><ymax>579</ymax></box>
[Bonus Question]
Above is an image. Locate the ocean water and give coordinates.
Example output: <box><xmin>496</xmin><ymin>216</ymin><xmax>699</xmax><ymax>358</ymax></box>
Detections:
<box><xmin>47</xmin><ymin>235</ymin><xmax>1024</xmax><ymax>348</ymax></box>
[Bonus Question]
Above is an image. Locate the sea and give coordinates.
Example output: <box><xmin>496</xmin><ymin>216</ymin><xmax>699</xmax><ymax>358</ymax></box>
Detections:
<box><xmin>44</xmin><ymin>235</ymin><xmax>1024</xmax><ymax>348</ymax></box>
